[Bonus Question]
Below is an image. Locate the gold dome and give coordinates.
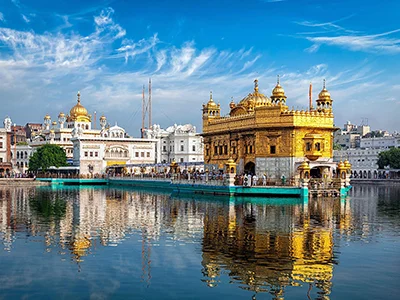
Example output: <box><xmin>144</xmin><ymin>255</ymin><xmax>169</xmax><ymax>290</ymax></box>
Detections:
<box><xmin>272</xmin><ymin>84</ymin><xmax>285</xmax><ymax>97</ymax></box>
<box><xmin>69</xmin><ymin>91</ymin><xmax>90</xmax><ymax>122</ymax></box>
<box><xmin>237</xmin><ymin>79</ymin><xmax>270</xmax><ymax>111</ymax></box>
<box><xmin>52</xmin><ymin>121</ymin><xmax>57</xmax><ymax>126</ymax></box>
<box><xmin>344</xmin><ymin>159</ymin><xmax>351</xmax><ymax>168</ymax></box>
<box><xmin>299</xmin><ymin>160</ymin><xmax>310</xmax><ymax>170</ymax></box>
<box><xmin>99</xmin><ymin>115</ymin><xmax>106</xmax><ymax>121</ymax></box>
<box><xmin>338</xmin><ymin>161</ymin><xmax>345</xmax><ymax>168</ymax></box>
<box><xmin>272</xmin><ymin>75</ymin><xmax>286</xmax><ymax>97</ymax></box>
<box><xmin>229</xmin><ymin>98</ymin><xmax>235</xmax><ymax>109</ymax></box>
<box><xmin>318</xmin><ymin>80</ymin><xmax>331</xmax><ymax>100</ymax></box>
<box><xmin>44</xmin><ymin>114</ymin><xmax>51</xmax><ymax>120</ymax></box>
<box><xmin>58</xmin><ymin>112</ymin><xmax>65</xmax><ymax>118</ymax></box>
<box><xmin>206</xmin><ymin>91</ymin><xmax>219</xmax><ymax>109</ymax></box>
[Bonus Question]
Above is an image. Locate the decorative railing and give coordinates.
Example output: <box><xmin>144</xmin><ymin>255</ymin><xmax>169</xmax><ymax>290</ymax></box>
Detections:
<box><xmin>308</xmin><ymin>178</ymin><xmax>343</xmax><ymax>190</ymax></box>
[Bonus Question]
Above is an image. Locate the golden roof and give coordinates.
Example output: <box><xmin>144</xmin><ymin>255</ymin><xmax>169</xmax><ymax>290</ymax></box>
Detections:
<box><xmin>229</xmin><ymin>98</ymin><xmax>235</xmax><ymax>109</ymax></box>
<box><xmin>272</xmin><ymin>75</ymin><xmax>286</xmax><ymax>97</ymax></box>
<box><xmin>299</xmin><ymin>160</ymin><xmax>310</xmax><ymax>170</ymax></box>
<box><xmin>206</xmin><ymin>91</ymin><xmax>219</xmax><ymax>109</ymax></box>
<box><xmin>44</xmin><ymin>114</ymin><xmax>51</xmax><ymax>120</ymax></box>
<box><xmin>344</xmin><ymin>159</ymin><xmax>351</xmax><ymax>168</ymax></box>
<box><xmin>58</xmin><ymin>112</ymin><xmax>65</xmax><ymax>118</ymax></box>
<box><xmin>318</xmin><ymin>80</ymin><xmax>332</xmax><ymax>101</ymax></box>
<box><xmin>338</xmin><ymin>161</ymin><xmax>345</xmax><ymax>168</ymax></box>
<box><xmin>237</xmin><ymin>79</ymin><xmax>270</xmax><ymax>110</ymax></box>
<box><xmin>70</xmin><ymin>91</ymin><xmax>89</xmax><ymax>119</ymax></box>
<box><xmin>99</xmin><ymin>115</ymin><xmax>106</xmax><ymax>120</ymax></box>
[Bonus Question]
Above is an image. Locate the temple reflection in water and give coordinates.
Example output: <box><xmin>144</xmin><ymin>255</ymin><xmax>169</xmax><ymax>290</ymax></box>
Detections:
<box><xmin>0</xmin><ymin>186</ymin><xmax>360</xmax><ymax>298</ymax></box>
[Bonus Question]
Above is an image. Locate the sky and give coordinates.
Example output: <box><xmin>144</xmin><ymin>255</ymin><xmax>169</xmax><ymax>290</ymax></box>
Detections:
<box><xmin>0</xmin><ymin>0</ymin><xmax>399</xmax><ymax>137</ymax></box>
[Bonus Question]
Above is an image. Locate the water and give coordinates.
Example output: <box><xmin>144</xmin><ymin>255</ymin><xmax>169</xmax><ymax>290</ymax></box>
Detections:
<box><xmin>0</xmin><ymin>185</ymin><xmax>399</xmax><ymax>300</ymax></box>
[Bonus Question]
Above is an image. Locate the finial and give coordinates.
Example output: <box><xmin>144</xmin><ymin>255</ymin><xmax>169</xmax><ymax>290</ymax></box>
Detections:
<box><xmin>77</xmin><ymin>91</ymin><xmax>81</xmax><ymax>103</ymax></box>
<box><xmin>277</xmin><ymin>75</ymin><xmax>280</xmax><ymax>85</ymax></box>
<box><xmin>323</xmin><ymin>79</ymin><xmax>326</xmax><ymax>89</ymax></box>
<box><xmin>231</xmin><ymin>96</ymin><xmax>234</xmax><ymax>102</ymax></box>
<box><xmin>254</xmin><ymin>79</ymin><xmax>259</xmax><ymax>92</ymax></box>
<box><xmin>210</xmin><ymin>91</ymin><xmax>212</xmax><ymax>100</ymax></box>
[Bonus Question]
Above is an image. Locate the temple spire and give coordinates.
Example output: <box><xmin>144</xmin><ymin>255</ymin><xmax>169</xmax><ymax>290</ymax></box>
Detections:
<box><xmin>254</xmin><ymin>79</ymin><xmax>259</xmax><ymax>92</ymax></box>
<box><xmin>210</xmin><ymin>91</ymin><xmax>213</xmax><ymax>100</ymax></box>
<box><xmin>277</xmin><ymin>75</ymin><xmax>280</xmax><ymax>85</ymax></box>
<box><xmin>77</xmin><ymin>91</ymin><xmax>81</xmax><ymax>103</ymax></box>
<box><xmin>323</xmin><ymin>79</ymin><xmax>326</xmax><ymax>89</ymax></box>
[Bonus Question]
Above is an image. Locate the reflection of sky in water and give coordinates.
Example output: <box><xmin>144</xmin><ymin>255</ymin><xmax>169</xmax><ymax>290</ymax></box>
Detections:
<box><xmin>0</xmin><ymin>185</ymin><xmax>399</xmax><ymax>299</ymax></box>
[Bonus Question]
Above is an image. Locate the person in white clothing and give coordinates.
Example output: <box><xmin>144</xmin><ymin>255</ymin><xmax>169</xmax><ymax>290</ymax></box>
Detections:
<box><xmin>252</xmin><ymin>174</ymin><xmax>258</xmax><ymax>186</ymax></box>
<box><xmin>262</xmin><ymin>174</ymin><xmax>267</xmax><ymax>186</ymax></box>
<box><xmin>247</xmin><ymin>174</ymin><xmax>252</xmax><ymax>186</ymax></box>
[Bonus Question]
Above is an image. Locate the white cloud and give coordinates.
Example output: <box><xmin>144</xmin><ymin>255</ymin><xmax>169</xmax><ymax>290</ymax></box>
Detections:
<box><xmin>21</xmin><ymin>14</ymin><xmax>30</xmax><ymax>23</ymax></box>
<box><xmin>298</xmin><ymin>20</ymin><xmax>400</xmax><ymax>54</ymax></box>
<box><xmin>117</xmin><ymin>34</ymin><xmax>159</xmax><ymax>62</ymax></box>
<box><xmin>0</xmin><ymin>7</ymin><xmax>398</xmax><ymax>134</ymax></box>
<box><xmin>0</xmin><ymin>12</ymin><xmax>4</xmax><ymax>23</ymax></box>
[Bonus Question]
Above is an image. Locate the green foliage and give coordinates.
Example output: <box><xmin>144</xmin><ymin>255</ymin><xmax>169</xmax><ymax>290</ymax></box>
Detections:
<box><xmin>29</xmin><ymin>190</ymin><xmax>66</xmax><ymax>221</ymax></box>
<box><xmin>377</xmin><ymin>148</ymin><xmax>400</xmax><ymax>169</ymax></box>
<box><xmin>28</xmin><ymin>144</ymin><xmax>68</xmax><ymax>171</ymax></box>
<box><xmin>17</xmin><ymin>141</ymin><xmax>29</xmax><ymax>146</ymax></box>
<box><xmin>364</xmin><ymin>131</ymin><xmax>385</xmax><ymax>138</ymax></box>
<box><xmin>333</xmin><ymin>143</ymin><xmax>342</xmax><ymax>150</ymax></box>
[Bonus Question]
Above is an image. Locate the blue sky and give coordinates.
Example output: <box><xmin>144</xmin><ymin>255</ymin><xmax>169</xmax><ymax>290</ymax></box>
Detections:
<box><xmin>0</xmin><ymin>0</ymin><xmax>399</xmax><ymax>135</ymax></box>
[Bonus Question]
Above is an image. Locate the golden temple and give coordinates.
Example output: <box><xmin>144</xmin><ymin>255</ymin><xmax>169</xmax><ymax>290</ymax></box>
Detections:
<box><xmin>202</xmin><ymin>77</ymin><xmax>337</xmax><ymax>180</ymax></box>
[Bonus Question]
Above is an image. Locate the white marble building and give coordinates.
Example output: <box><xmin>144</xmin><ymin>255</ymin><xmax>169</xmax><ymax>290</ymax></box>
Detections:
<box><xmin>334</xmin><ymin>121</ymin><xmax>370</xmax><ymax>149</ymax></box>
<box><xmin>0</xmin><ymin>117</ymin><xmax>12</xmax><ymax>175</ymax></box>
<box><xmin>30</xmin><ymin>92</ymin><xmax>156</xmax><ymax>175</ymax></box>
<box><xmin>15</xmin><ymin>144</ymin><xmax>33</xmax><ymax>173</ymax></box>
<box><xmin>334</xmin><ymin>148</ymin><xmax>387</xmax><ymax>179</ymax></box>
<box><xmin>360</xmin><ymin>135</ymin><xmax>400</xmax><ymax>149</ymax></box>
<box><xmin>143</xmin><ymin>124</ymin><xmax>203</xmax><ymax>164</ymax></box>
<box><xmin>72</xmin><ymin>124</ymin><xmax>156</xmax><ymax>176</ymax></box>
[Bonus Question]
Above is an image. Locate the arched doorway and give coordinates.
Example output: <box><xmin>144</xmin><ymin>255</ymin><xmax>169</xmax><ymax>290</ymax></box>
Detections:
<box><xmin>310</xmin><ymin>167</ymin><xmax>322</xmax><ymax>178</ymax></box>
<box><xmin>244</xmin><ymin>162</ymin><xmax>255</xmax><ymax>175</ymax></box>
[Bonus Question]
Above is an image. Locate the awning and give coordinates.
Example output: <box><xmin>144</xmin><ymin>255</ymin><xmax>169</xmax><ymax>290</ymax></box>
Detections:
<box><xmin>106</xmin><ymin>161</ymin><xmax>127</xmax><ymax>166</ymax></box>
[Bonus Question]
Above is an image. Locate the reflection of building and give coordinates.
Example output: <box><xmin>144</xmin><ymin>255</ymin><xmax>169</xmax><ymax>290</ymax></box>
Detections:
<box><xmin>0</xmin><ymin>186</ymin><xmax>359</xmax><ymax>298</ymax></box>
<box><xmin>202</xmin><ymin>79</ymin><xmax>337</xmax><ymax>179</ymax></box>
<box><xmin>201</xmin><ymin>198</ymin><xmax>352</xmax><ymax>299</ymax></box>
<box><xmin>143</xmin><ymin>124</ymin><xmax>204</xmax><ymax>164</ymax></box>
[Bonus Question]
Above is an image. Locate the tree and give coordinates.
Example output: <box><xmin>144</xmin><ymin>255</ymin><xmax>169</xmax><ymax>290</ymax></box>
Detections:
<box><xmin>333</xmin><ymin>143</ymin><xmax>342</xmax><ymax>150</ymax></box>
<box><xmin>29</xmin><ymin>144</ymin><xmax>68</xmax><ymax>172</ymax></box>
<box><xmin>377</xmin><ymin>148</ymin><xmax>400</xmax><ymax>169</ymax></box>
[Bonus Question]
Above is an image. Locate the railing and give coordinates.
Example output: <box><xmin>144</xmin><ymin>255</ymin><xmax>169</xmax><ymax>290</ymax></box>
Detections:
<box><xmin>108</xmin><ymin>174</ymin><xmax>297</xmax><ymax>187</ymax></box>
<box><xmin>308</xmin><ymin>178</ymin><xmax>342</xmax><ymax>190</ymax></box>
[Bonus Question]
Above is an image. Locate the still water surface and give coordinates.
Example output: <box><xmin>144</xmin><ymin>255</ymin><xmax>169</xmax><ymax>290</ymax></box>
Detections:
<box><xmin>0</xmin><ymin>185</ymin><xmax>399</xmax><ymax>299</ymax></box>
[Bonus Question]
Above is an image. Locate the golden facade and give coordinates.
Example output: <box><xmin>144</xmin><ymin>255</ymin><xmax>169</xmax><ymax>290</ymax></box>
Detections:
<box><xmin>202</xmin><ymin>78</ymin><xmax>337</xmax><ymax>179</ymax></box>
